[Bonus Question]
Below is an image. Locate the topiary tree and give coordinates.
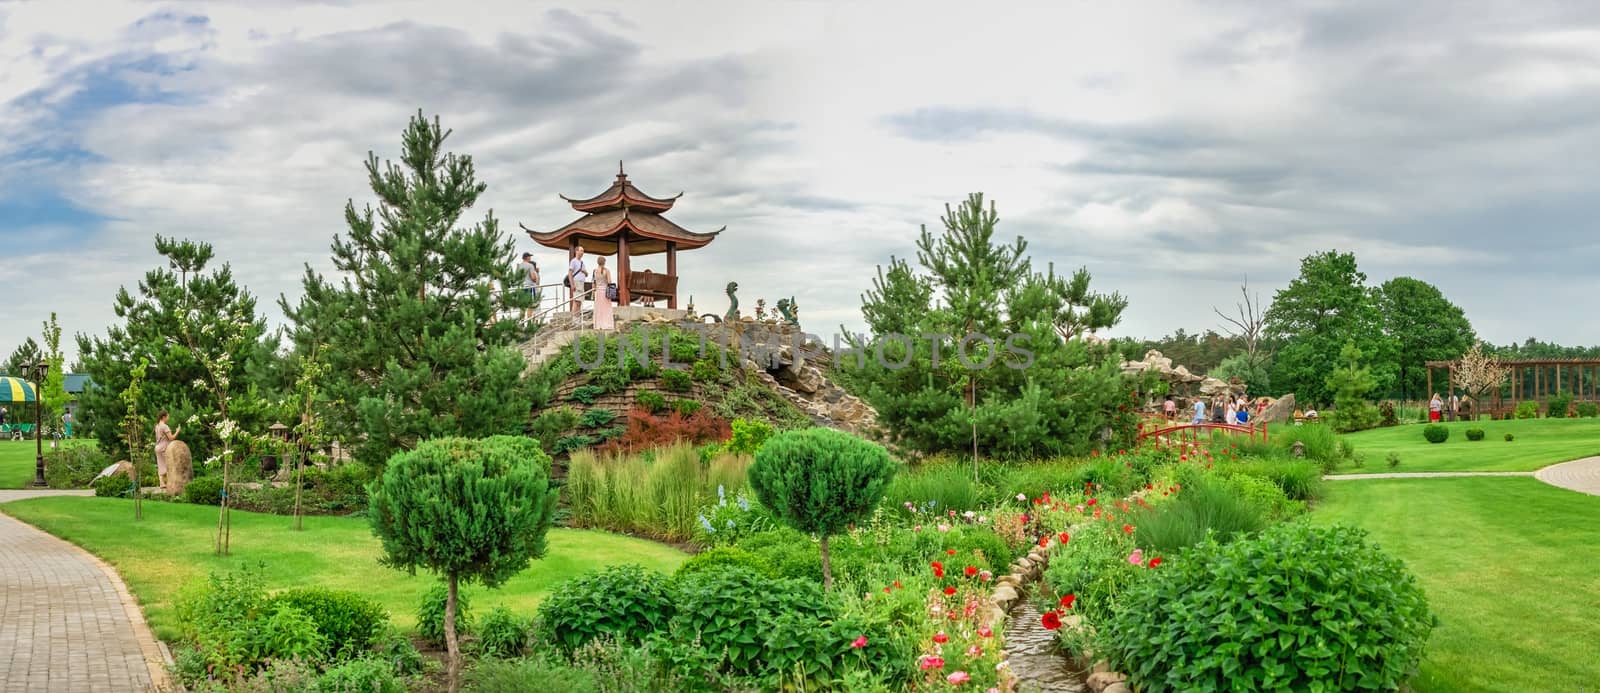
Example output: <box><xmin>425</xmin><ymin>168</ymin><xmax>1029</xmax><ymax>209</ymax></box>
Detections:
<box><xmin>367</xmin><ymin>437</ymin><xmax>558</xmax><ymax>692</ymax></box>
<box><xmin>747</xmin><ymin>428</ymin><xmax>896</xmax><ymax>590</ymax></box>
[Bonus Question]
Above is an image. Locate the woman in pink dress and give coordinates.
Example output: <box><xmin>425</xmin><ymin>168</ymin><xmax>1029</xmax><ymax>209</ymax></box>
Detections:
<box><xmin>592</xmin><ymin>256</ymin><xmax>615</xmax><ymax>330</ymax></box>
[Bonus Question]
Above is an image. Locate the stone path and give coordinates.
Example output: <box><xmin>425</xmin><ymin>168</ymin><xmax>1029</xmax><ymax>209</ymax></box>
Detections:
<box><xmin>0</xmin><ymin>489</ymin><xmax>169</xmax><ymax>692</ymax></box>
<box><xmin>1326</xmin><ymin>471</ymin><xmax>1533</xmax><ymax>480</ymax></box>
<box><xmin>1327</xmin><ymin>455</ymin><xmax>1600</xmax><ymax>496</ymax></box>
<box><xmin>1535</xmin><ymin>456</ymin><xmax>1600</xmax><ymax>496</ymax></box>
<box><xmin>1003</xmin><ymin>598</ymin><xmax>1086</xmax><ymax>693</ymax></box>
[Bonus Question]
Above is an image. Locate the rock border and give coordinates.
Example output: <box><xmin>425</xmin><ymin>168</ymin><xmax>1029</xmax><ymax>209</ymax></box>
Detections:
<box><xmin>992</xmin><ymin>531</ymin><xmax>1135</xmax><ymax>693</ymax></box>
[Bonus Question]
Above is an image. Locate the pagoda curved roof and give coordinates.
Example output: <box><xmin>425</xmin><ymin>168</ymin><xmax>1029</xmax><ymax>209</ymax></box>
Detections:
<box><xmin>559</xmin><ymin>164</ymin><xmax>681</xmax><ymax>213</ymax></box>
<box><xmin>525</xmin><ymin>209</ymin><xmax>724</xmax><ymax>256</ymax></box>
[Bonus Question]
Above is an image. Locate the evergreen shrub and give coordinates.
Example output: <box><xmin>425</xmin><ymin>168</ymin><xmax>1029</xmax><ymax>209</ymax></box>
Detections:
<box><xmin>1422</xmin><ymin>424</ymin><xmax>1449</xmax><ymax>443</ymax></box>
<box><xmin>1465</xmin><ymin>428</ymin><xmax>1485</xmax><ymax>441</ymax></box>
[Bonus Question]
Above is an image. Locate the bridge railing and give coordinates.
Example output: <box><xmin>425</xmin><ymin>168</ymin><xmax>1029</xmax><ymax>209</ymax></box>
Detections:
<box><xmin>1135</xmin><ymin>421</ymin><xmax>1270</xmax><ymax>448</ymax></box>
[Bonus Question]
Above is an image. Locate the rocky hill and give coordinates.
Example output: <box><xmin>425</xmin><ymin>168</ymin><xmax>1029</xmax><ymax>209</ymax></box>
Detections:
<box><xmin>521</xmin><ymin>307</ymin><xmax>878</xmax><ymax>453</ymax></box>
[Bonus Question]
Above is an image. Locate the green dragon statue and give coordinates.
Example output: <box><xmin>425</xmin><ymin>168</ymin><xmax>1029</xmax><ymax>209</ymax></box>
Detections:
<box><xmin>724</xmin><ymin>281</ymin><xmax>740</xmax><ymax>322</ymax></box>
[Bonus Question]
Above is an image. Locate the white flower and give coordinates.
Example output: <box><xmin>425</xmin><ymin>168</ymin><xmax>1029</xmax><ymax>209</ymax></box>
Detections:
<box><xmin>1015</xmin><ymin>493</ymin><xmax>1026</xmax><ymax>502</ymax></box>
<box><xmin>202</xmin><ymin>455</ymin><xmax>220</xmax><ymax>467</ymax></box>
<box><xmin>193</xmin><ymin>379</ymin><xmax>207</xmax><ymax>389</ymax></box>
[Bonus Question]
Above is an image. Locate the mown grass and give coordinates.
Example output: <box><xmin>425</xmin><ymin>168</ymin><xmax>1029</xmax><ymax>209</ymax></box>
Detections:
<box><xmin>1</xmin><ymin>496</ymin><xmax>686</xmax><ymax>641</ymax></box>
<box><xmin>1334</xmin><ymin>417</ymin><xmax>1600</xmax><ymax>472</ymax></box>
<box><xmin>0</xmin><ymin>439</ymin><xmax>95</xmax><ymax>488</ymax></box>
<box><xmin>1312</xmin><ymin>477</ymin><xmax>1600</xmax><ymax>692</ymax></box>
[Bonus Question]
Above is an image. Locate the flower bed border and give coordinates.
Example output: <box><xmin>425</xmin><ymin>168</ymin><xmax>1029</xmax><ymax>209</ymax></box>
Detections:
<box><xmin>991</xmin><ymin>529</ymin><xmax>1135</xmax><ymax>693</ymax></box>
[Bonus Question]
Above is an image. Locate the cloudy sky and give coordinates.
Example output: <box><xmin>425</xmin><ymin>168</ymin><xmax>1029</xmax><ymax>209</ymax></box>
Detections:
<box><xmin>4</xmin><ymin>0</ymin><xmax>1600</xmax><ymax>366</ymax></box>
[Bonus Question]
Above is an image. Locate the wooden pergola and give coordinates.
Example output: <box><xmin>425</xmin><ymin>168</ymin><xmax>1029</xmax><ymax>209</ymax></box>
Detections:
<box><xmin>1424</xmin><ymin>357</ymin><xmax>1600</xmax><ymax>416</ymax></box>
<box><xmin>521</xmin><ymin>163</ymin><xmax>723</xmax><ymax>309</ymax></box>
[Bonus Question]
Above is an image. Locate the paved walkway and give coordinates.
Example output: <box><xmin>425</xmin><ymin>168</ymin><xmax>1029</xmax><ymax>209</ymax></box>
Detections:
<box><xmin>0</xmin><ymin>489</ymin><xmax>169</xmax><ymax>691</ymax></box>
<box><xmin>1326</xmin><ymin>456</ymin><xmax>1600</xmax><ymax>497</ymax></box>
<box><xmin>1535</xmin><ymin>456</ymin><xmax>1600</xmax><ymax>496</ymax></box>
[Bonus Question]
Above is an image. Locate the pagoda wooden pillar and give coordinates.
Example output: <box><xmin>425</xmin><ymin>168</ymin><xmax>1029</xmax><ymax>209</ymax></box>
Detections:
<box><xmin>618</xmin><ymin>234</ymin><xmax>631</xmax><ymax>305</ymax></box>
<box><xmin>666</xmin><ymin>241</ymin><xmax>678</xmax><ymax>309</ymax></box>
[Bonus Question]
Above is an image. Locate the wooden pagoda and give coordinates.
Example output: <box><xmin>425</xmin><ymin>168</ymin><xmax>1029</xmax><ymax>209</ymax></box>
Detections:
<box><xmin>521</xmin><ymin>163</ymin><xmax>723</xmax><ymax>308</ymax></box>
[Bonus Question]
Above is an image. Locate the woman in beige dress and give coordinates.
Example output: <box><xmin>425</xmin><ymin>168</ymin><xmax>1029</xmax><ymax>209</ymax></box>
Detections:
<box><xmin>153</xmin><ymin>411</ymin><xmax>180</xmax><ymax>489</ymax></box>
<box><xmin>592</xmin><ymin>256</ymin><xmax>615</xmax><ymax>330</ymax></box>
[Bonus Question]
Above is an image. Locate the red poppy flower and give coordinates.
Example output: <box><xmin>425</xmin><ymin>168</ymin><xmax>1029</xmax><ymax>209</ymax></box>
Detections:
<box><xmin>893</xmin><ymin>580</ymin><xmax>902</xmax><ymax>588</ymax></box>
<box><xmin>851</xmin><ymin>635</ymin><xmax>867</xmax><ymax>648</ymax></box>
<box><xmin>1059</xmin><ymin>532</ymin><xmax>1070</xmax><ymax>543</ymax></box>
<box><xmin>1041</xmin><ymin>611</ymin><xmax>1062</xmax><ymax>630</ymax></box>
<box><xmin>1149</xmin><ymin>557</ymin><xmax>1163</xmax><ymax>568</ymax></box>
<box><xmin>933</xmin><ymin>631</ymin><xmax>949</xmax><ymax>644</ymax></box>
<box><xmin>965</xmin><ymin>565</ymin><xmax>978</xmax><ymax>577</ymax></box>
<box><xmin>883</xmin><ymin>586</ymin><xmax>890</xmax><ymax>593</ymax></box>
<box><xmin>1145</xmin><ymin>484</ymin><xmax>1153</xmax><ymax>490</ymax></box>
<box><xmin>1122</xmin><ymin>524</ymin><xmax>1134</xmax><ymax>534</ymax></box>
<box><xmin>934</xmin><ymin>566</ymin><xmax>945</xmax><ymax>578</ymax></box>
<box><xmin>1060</xmin><ymin>593</ymin><xmax>1076</xmax><ymax>608</ymax></box>
<box><xmin>944</xmin><ymin>586</ymin><xmax>957</xmax><ymax>596</ymax></box>
<box><xmin>1038</xmin><ymin>536</ymin><xmax>1049</xmax><ymax>547</ymax></box>
<box><xmin>1087</xmin><ymin>498</ymin><xmax>1098</xmax><ymax>506</ymax></box>
<box><xmin>946</xmin><ymin>549</ymin><xmax>957</xmax><ymax>556</ymax></box>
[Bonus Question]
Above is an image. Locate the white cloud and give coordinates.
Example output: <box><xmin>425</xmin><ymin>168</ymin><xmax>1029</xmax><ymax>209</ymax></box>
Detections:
<box><xmin>4</xmin><ymin>0</ymin><xmax>1600</xmax><ymax>368</ymax></box>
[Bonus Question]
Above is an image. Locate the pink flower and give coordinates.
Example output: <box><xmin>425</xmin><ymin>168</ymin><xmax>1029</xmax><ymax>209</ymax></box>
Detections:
<box><xmin>1127</xmin><ymin>548</ymin><xmax>1145</xmax><ymax>566</ymax></box>
<box><xmin>966</xmin><ymin>644</ymin><xmax>982</xmax><ymax>657</ymax></box>
<box><xmin>933</xmin><ymin>631</ymin><xmax>949</xmax><ymax>644</ymax></box>
<box><xmin>947</xmin><ymin>671</ymin><xmax>971</xmax><ymax>685</ymax></box>
<box><xmin>978</xmin><ymin>570</ymin><xmax>993</xmax><ymax>582</ymax></box>
<box><xmin>851</xmin><ymin>635</ymin><xmax>867</xmax><ymax>648</ymax></box>
<box><xmin>919</xmin><ymin>655</ymin><xmax>946</xmax><ymax>670</ymax></box>
<box><xmin>938</xmin><ymin>524</ymin><xmax>952</xmax><ymax>533</ymax></box>
<box><xmin>977</xmin><ymin>625</ymin><xmax>994</xmax><ymax>637</ymax></box>
<box><xmin>914</xmin><ymin>525</ymin><xmax>923</xmax><ymax>532</ymax></box>
<box><xmin>1015</xmin><ymin>493</ymin><xmax>1027</xmax><ymax>502</ymax></box>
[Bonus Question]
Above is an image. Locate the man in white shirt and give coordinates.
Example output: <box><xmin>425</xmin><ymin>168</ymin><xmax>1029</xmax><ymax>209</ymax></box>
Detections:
<box><xmin>568</xmin><ymin>246</ymin><xmax>588</xmax><ymax>314</ymax></box>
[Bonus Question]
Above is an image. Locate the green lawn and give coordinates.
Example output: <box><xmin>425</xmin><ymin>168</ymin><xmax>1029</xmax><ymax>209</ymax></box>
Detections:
<box><xmin>1312</xmin><ymin>477</ymin><xmax>1600</xmax><ymax>692</ymax></box>
<box><xmin>1334</xmin><ymin>417</ymin><xmax>1600</xmax><ymax>473</ymax></box>
<box><xmin>0</xmin><ymin>439</ymin><xmax>103</xmax><ymax>488</ymax></box>
<box><xmin>2</xmin><ymin>496</ymin><xmax>686</xmax><ymax>641</ymax></box>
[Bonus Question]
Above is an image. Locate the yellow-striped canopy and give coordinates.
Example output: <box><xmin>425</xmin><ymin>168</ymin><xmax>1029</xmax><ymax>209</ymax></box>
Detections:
<box><xmin>0</xmin><ymin>376</ymin><xmax>38</xmax><ymax>403</ymax></box>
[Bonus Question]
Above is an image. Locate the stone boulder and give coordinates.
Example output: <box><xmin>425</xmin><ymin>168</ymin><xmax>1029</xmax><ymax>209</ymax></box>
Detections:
<box><xmin>93</xmin><ymin>460</ymin><xmax>137</xmax><ymax>484</ymax></box>
<box><xmin>164</xmin><ymin>440</ymin><xmax>194</xmax><ymax>496</ymax></box>
<box><xmin>1259</xmin><ymin>393</ymin><xmax>1296</xmax><ymax>424</ymax></box>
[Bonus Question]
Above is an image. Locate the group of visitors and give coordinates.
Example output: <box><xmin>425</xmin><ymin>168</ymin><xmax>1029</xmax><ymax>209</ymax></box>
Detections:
<box><xmin>1429</xmin><ymin>392</ymin><xmax>1466</xmax><ymax>421</ymax></box>
<box><xmin>1168</xmin><ymin>394</ymin><xmax>1260</xmax><ymax>426</ymax></box>
<box><xmin>515</xmin><ymin>246</ymin><xmax>617</xmax><ymax>330</ymax></box>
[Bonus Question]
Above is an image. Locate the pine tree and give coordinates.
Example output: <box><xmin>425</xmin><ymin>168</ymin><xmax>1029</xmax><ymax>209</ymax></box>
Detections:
<box><xmin>850</xmin><ymin>193</ymin><xmax>1129</xmax><ymax>459</ymax></box>
<box><xmin>77</xmin><ymin>236</ymin><xmax>276</xmax><ymax>461</ymax></box>
<box><xmin>282</xmin><ymin>112</ymin><xmax>531</xmax><ymax>467</ymax></box>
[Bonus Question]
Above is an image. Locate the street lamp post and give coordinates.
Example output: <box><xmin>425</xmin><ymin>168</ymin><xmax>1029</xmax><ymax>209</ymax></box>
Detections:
<box><xmin>31</xmin><ymin>360</ymin><xmax>47</xmax><ymax>487</ymax></box>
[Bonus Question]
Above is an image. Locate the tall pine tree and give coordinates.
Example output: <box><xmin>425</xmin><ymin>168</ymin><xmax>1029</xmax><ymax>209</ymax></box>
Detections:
<box><xmin>282</xmin><ymin>112</ymin><xmax>531</xmax><ymax>467</ymax></box>
<box><xmin>848</xmin><ymin>193</ymin><xmax>1129</xmax><ymax>459</ymax></box>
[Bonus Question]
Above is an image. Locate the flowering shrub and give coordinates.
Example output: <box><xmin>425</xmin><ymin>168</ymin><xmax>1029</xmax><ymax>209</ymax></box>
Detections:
<box><xmin>1102</xmin><ymin>523</ymin><xmax>1436</xmax><ymax>692</ymax></box>
<box><xmin>693</xmin><ymin>485</ymin><xmax>773</xmax><ymax>547</ymax></box>
<box><xmin>1041</xmin><ymin>520</ymin><xmax>1145</xmax><ymax>627</ymax></box>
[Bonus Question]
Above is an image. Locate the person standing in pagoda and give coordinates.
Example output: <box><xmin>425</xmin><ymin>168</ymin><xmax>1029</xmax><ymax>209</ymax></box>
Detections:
<box><xmin>568</xmin><ymin>246</ymin><xmax>588</xmax><ymax>314</ymax></box>
<box><xmin>592</xmin><ymin>256</ymin><xmax>615</xmax><ymax>330</ymax></box>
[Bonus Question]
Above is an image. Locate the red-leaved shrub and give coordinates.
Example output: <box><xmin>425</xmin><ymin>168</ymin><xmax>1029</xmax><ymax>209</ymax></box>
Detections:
<box><xmin>597</xmin><ymin>407</ymin><xmax>731</xmax><ymax>454</ymax></box>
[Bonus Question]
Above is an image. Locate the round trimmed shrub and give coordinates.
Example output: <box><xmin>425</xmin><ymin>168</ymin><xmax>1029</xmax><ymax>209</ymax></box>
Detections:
<box><xmin>535</xmin><ymin>564</ymin><xmax>674</xmax><ymax>652</ymax></box>
<box><xmin>1505</xmin><ymin>433</ymin><xmax>1515</xmax><ymax>442</ymax></box>
<box><xmin>268</xmin><ymin>588</ymin><xmax>389</xmax><ymax>661</ymax></box>
<box><xmin>675</xmin><ymin>546</ymin><xmax>776</xmax><ymax>580</ymax></box>
<box><xmin>1465</xmin><ymin>428</ymin><xmax>1485</xmax><ymax>442</ymax></box>
<box><xmin>1103</xmin><ymin>523</ymin><xmax>1436</xmax><ymax>692</ymax></box>
<box><xmin>748</xmin><ymin>428</ymin><xmax>896</xmax><ymax>589</ymax></box>
<box><xmin>1422</xmin><ymin>424</ymin><xmax>1449</xmax><ymax>444</ymax></box>
<box><xmin>183</xmin><ymin>475</ymin><xmax>224</xmax><ymax>504</ymax></box>
<box><xmin>93</xmin><ymin>474</ymin><xmax>135</xmax><ymax>498</ymax></box>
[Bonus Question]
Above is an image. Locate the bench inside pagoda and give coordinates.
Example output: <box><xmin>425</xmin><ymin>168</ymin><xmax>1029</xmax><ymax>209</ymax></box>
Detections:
<box><xmin>522</xmin><ymin>162</ymin><xmax>723</xmax><ymax>310</ymax></box>
<box><xmin>627</xmin><ymin>269</ymin><xmax>677</xmax><ymax>303</ymax></box>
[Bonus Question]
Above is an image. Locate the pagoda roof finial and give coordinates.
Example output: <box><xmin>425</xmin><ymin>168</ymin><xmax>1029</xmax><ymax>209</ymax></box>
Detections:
<box><xmin>618</xmin><ymin>159</ymin><xmax>625</xmax><ymax>177</ymax></box>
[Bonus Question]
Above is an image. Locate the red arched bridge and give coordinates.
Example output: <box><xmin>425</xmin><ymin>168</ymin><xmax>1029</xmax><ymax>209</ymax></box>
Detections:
<box><xmin>1135</xmin><ymin>421</ymin><xmax>1270</xmax><ymax>447</ymax></box>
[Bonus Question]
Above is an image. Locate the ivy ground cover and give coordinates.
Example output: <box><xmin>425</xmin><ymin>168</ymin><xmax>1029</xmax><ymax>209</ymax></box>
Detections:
<box><xmin>1332</xmin><ymin>417</ymin><xmax>1600</xmax><ymax>473</ymax></box>
<box><xmin>1311</xmin><ymin>476</ymin><xmax>1600</xmax><ymax>691</ymax></box>
<box><xmin>1</xmin><ymin>495</ymin><xmax>685</xmax><ymax>640</ymax></box>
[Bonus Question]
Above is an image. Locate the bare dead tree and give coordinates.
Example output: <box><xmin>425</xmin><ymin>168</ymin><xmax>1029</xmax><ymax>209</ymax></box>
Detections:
<box><xmin>1213</xmin><ymin>278</ymin><xmax>1271</xmax><ymax>370</ymax></box>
